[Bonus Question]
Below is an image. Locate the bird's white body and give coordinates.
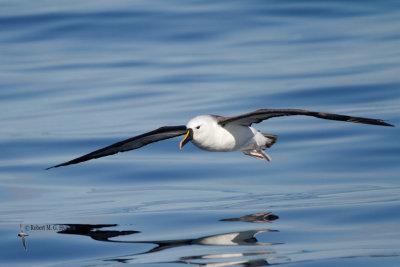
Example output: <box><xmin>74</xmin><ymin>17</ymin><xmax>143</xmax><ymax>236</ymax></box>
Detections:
<box><xmin>186</xmin><ymin>115</ymin><xmax>275</xmax><ymax>160</ymax></box>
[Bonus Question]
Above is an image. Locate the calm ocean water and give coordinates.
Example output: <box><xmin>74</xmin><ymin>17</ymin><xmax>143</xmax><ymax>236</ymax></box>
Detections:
<box><xmin>1</xmin><ymin>0</ymin><xmax>400</xmax><ymax>266</ymax></box>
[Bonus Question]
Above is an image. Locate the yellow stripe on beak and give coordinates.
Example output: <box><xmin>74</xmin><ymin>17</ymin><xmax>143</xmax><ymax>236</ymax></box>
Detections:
<box><xmin>179</xmin><ymin>128</ymin><xmax>193</xmax><ymax>150</ymax></box>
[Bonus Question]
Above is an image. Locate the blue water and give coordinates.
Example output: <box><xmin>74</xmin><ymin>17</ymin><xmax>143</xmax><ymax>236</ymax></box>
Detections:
<box><xmin>1</xmin><ymin>0</ymin><xmax>400</xmax><ymax>266</ymax></box>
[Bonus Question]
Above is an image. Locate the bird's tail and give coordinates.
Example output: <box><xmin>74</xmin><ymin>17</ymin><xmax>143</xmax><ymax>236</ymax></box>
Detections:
<box><xmin>261</xmin><ymin>133</ymin><xmax>277</xmax><ymax>148</ymax></box>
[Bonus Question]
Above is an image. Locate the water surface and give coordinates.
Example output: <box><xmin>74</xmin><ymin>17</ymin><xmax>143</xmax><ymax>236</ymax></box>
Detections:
<box><xmin>1</xmin><ymin>0</ymin><xmax>400</xmax><ymax>266</ymax></box>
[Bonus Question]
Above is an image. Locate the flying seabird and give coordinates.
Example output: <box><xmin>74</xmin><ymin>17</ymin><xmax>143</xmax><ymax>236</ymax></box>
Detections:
<box><xmin>18</xmin><ymin>224</ymin><xmax>28</xmax><ymax>250</ymax></box>
<box><xmin>47</xmin><ymin>109</ymin><xmax>393</xmax><ymax>169</ymax></box>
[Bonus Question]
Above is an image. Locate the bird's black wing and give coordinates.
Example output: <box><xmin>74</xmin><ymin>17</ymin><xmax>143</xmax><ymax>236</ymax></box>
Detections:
<box><xmin>47</xmin><ymin>125</ymin><xmax>187</xmax><ymax>169</ymax></box>
<box><xmin>218</xmin><ymin>109</ymin><xmax>393</xmax><ymax>127</ymax></box>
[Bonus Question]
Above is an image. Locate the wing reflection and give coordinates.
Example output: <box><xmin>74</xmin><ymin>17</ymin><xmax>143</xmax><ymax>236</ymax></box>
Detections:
<box><xmin>57</xmin><ymin>224</ymin><xmax>139</xmax><ymax>241</ymax></box>
<box><xmin>53</xmin><ymin>212</ymin><xmax>282</xmax><ymax>266</ymax></box>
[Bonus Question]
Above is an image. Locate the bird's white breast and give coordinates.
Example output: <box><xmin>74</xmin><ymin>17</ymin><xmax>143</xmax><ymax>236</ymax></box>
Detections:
<box><xmin>192</xmin><ymin>121</ymin><xmax>254</xmax><ymax>152</ymax></box>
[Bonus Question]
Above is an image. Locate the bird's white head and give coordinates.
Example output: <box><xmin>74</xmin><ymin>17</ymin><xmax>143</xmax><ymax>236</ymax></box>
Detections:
<box><xmin>179</xmin><ymin>115</ymin><xmax>216</xmax><ymax>150</ymax></box>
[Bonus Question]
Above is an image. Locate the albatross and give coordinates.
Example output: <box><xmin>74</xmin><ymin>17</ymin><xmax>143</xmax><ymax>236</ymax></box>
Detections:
<box><xmin>47</xmin><ymin>109</ymin><xmax>393</xmax><ymax>169</ymax></box>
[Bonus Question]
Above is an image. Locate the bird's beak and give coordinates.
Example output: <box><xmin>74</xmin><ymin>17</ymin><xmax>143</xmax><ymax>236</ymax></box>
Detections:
<box><xmin>179</xmin><ymin>128</ymin><xmax>193</xmax><ymax>150</ymax></box>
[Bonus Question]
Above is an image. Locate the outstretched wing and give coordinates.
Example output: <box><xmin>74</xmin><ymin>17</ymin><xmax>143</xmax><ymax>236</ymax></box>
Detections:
<box><xmin>218</xmin><ymin>109</ymin><xmax>394</xmax><ymax>127</ymax></box>
<box><xmin>22</xmin><ymin>236</ymin><xmax>27</xmax><ymax>250</ymax></box>
<box><xmin>47</xmin><ymin>125</ymin><xmax>187</xmax><ymax>169</ymax></box>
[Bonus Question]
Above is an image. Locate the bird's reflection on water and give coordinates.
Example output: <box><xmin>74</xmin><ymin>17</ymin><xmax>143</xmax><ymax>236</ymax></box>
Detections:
<box><xmin>30</xmin><ymin>212</ymin><xmax>282</xmax><ymax>266</ymax></box>
<box><xmin>220</xmin><ymin>212</ymin><xmax>279</xmax><ymax>223</ymax></box>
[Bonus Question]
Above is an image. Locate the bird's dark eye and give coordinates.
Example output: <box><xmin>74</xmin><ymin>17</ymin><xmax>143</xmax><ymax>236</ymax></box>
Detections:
<box><xmin>196</xmin><ymin>126</ymin><xmax>201</xmax><ymax>129</ymax></box>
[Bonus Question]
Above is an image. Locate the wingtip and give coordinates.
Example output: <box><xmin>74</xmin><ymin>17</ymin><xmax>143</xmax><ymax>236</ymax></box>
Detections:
<box><xmin>379</xmin><ymin>120</ymin><xmax>394</xmax><ymax>127</ymax></box>
<box><xmin>45</xmin><ymin>165</ymin><xmax>59</xmax><ymax>170</ymax></box>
